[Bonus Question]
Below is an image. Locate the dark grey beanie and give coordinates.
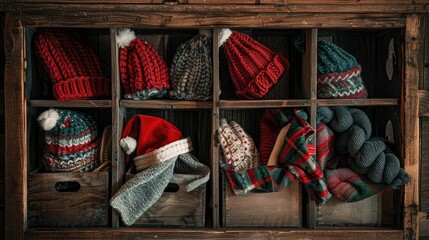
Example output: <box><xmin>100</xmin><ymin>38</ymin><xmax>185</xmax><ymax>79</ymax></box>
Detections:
<box><xmin>169</xmin><ymin>30</ymin><xmax>212</xmax><ymax>100</ymax></box>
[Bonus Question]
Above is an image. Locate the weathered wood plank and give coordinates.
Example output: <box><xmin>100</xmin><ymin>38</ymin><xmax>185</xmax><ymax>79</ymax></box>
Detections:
<box><xmin>211</xmin><ymin>28</ymin><xmax>220</xmax><ymax>228</ymax></box>
<box><xmin>21</xmin><ymin>12</ymin><xmax>405</xmax><ymax>28</ymax></box>
<box><xmin>224</xmin><ymin>181</ymin><xmax>301</xmax><ymax>227</ymax></box>
<box><xmin>4</xmin><ymin>13</ymin><xmax>25</xmax><ymax>240</ymax></box>
<box><xmin>5</xmin><ymin>0</ymin><xmax>419</xmax><ymax>4</ymax></box>
<box><xmin>3</xmin><ymin>3</ymin><xmax>429</xmax><ymax>14</ymax></box>
<box><xmin>219</xmin><ymin>100</ymin><xmax>311</xmax><ymax>109</ymax></box>
<box><xmin>420</xmin><ymin>119</ymin><xmax>429</xmax><ymax>213</ymax></box>
<box><xmin>419</xmin><ymin>90</ymin><xmax>429</xmax><ymax>116</ymax></box>
<box><xmin>317</xmin><ymin>98</ymin><xmax>399</xmax><ymax>106</ymax></box>
<box><xmin>121</xmin><ymin>100</ymin><xmax>212</xmax><ymax>109</ymax></box>
<box><xmin>25</xmin><ymin>229</ymin><xmax>404</xmax><ymax>240</ymax></box>
<box><xmin>403</xmin><ymin>14</ymin><xmax>421</xmax><ymax>240</ymax></box>
<box><xmin>27</xmin><ymin>171</ymin><xmax>109</xmax><ymax>228</ymax></box>
<box><xmin>28</xmin><ymin>100</ymin><xmax>112</xmax><ymax>108</ymax></box>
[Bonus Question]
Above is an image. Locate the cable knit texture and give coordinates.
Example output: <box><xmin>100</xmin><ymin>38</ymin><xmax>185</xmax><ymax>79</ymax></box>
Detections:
<box><xmin>317</xmin><ymin>41</ymin><xmax>367</xmax><ymax>99</ymax></box>
<box><xmin>34</xmin><ymin>29</ymin><xmax>111</xmax><ymax>101</ymax></box>
<box><xmin>37</xmin><ymin>108</ymin><xmax>99</xmax><ymax>172</ymax></box>
<box><xmin>119</xmin><ymin>29</ymin><xmax>170</xmax><ymax>100</ymax></box>
<box><xmin>170</xmin><ymin>31</ymin><xmax>212</xmax><ymax>100</ymax></box>
<box><xmin>221</xmin><ymin>29</ymin><xmax>290</xmax><ymax>99</ymax></box>
<box><xmin>317</xmin><ymin>106</ymin><xmax>410</xmax><ymax>202</ymax></box>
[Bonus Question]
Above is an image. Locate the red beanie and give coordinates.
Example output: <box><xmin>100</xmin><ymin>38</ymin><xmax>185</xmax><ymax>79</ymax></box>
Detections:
<box><xmin>120</xmin><ymin>115</ymin><xmax>192</xmax><ymax>171</ymax></box>
<box><xmin>34</xmin><ymin>29</ymin><xmax>111</xmax><ymax>101</ymax></box>
<box><xmin>259</xmin><ymin>109</ymin><xmax>282</xmax><ymax>166</ymax></box>
<box><xmin>219</xmin><ymin>29</ymin><xmax>290</xmax><ymax>99</ymax></box>
<box><xmin>118</xmin><ymin>29</ymin><xmax>170</xmax><ymax>100</ymax></box>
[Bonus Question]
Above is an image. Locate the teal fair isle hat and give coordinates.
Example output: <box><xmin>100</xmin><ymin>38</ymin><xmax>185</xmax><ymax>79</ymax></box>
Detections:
<box><xmin>317</xmin><ymin>41</ymin><xmax>368</xmax><ymax>99</ymax></box>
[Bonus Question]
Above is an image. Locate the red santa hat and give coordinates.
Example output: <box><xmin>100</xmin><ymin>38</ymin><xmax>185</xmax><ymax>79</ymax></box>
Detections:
<box><xmin>120</xmin><ymin>115</ymin><xmax>192</xmax><ymax>171</ymax></box>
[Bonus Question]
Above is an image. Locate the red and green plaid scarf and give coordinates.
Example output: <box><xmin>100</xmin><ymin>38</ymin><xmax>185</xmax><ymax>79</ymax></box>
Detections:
<box><xmin>222</xmin><ymin>109</ymin><xmax>331</xmax><ymax>203</ymax></box>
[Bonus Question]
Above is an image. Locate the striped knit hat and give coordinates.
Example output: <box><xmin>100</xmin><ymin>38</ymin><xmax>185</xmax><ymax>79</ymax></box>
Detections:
<box><xmin>37</xmin><ymin>108</ymin><xmax>99</xmax><ymax>172</ymax></box>
<box><xmin>117</xmin><ymin>29</ymin><xmax>170</xmax><ymax>100</ymax></box>
<box><xmin>317</xmin><ymin>41</ymin><xmax>368</xmax><ymax>99</ymax></box>
<box><xmin>34</xmin><ymin>29</ymin><xmax>111</xmax><ymax>101</ymax></box>
<box><xmin>219</xmin><ymin>29</ymin><xmax>290</xmax><ymax>99</ymax></box>
<box><xmin>169</xmin><ymin>30</ymin><xmax>212</xmax><ymax>100</ymax></box>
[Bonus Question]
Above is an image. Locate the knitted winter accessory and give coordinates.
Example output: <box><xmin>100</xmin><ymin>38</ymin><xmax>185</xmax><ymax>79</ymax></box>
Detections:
<box><xmin>117</xmin><ymin>29</ymin><xmax>170</xmax><ymax>100</ymax></box>
<box><xmin>317</xmin><ymin>41</ymin><xmax>368</xmax><ymax>99</ymax></box>
<box><xmin>120</xmin><ymin>114</ymin><xmax>192</xmax><ymax>171</ymax></box>
<box><xmin>169</xmin><ymin>30</ymin><xmax>212</xmax><ymax>100</ymax></box>
<box><xmin>37</xmin><ymin>108</ymin><xmax>99</xmax><ymax>172</ymax></box>
<box><xmin>219</xmin><ymin>28</ymin><xmax>290</xmax><ymax>99</ymax></box>
<box><xmin>33</xmin><ymin>29</ymin><xmax>111</xmax><ymax>101</ymax></box>
<box><xmin>222</xmin><ymin>109</ymin><xmax>331</xmax><ymax>203</ymax></box>
<box><xmin>111</xmin><ymin>151</ymin><xmax>210</xmax><ymax>226</ymax></box>
<box><xmin>259</xmin><ymin>110</ymin><xmax>282</xmax><ymax>166</ymax></box>
<box><xmin>217</xmin><ymin>119</ymin><xmax>259</xmax><ymax>172</ymax></box>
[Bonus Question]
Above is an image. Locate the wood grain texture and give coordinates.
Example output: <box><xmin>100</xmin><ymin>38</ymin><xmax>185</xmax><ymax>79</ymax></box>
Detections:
<box><xmin>125</xmin><ymin>173</ymin><xmax>206</xmax><ymax>227</ymax></box>
<box><xmin>121</xmin><ymin>100</ymin><xmax>212</xmax><ymax>109</ymax></box>
<box><xmin>4</xmin><ymin>13</ymin><xmax>25</xmax><ymax>240</ymax></box>
<box><xmin>224</xmin><ymin>181</ymin><xmax>301</xmax><ymax>227</ymax></box>
<box><xmin>219</xmin><ymin>100</ymin><xmax>311</xmax><ymax>109</ymax></box>
<box><xmin>2</xmin><ymin>3</ymin><xmax>429</xmax><ymax>14</ymax></box>
<box><xmin>317</xmin><ymin>196</ymin><xmax>379</xmax><ymax>226</ymax></box>
<box><xmin>27</xmin><ymin>171</ymin><xmax>109</xmax><ymax>228</ymax></box>
<box><xmin>29</xmin><ymin>100</ymin><xmax>112</xmax><ymax>108</ymax></box>
<box><xmin>317</xmin><ymin>99</ymin><xmax>399</xmax><ymax>106</ymax></box>
<box><xmin>403</xmin><ymin>14</ymin><xmax>421</xmax><ymax>240</ymax></box>
<box><xmin>21</xmin><ymin>12</ymin><xmax>404</xmax><ymax>28</ymax></box>
<box><xmin>420</xmin><ymin>119</ymin><xmax>429</xmax><ymax>213</ymax></box>
<box><xmin>25</xmin><ymin>229</ymin><xmax>403</xmax><ymax>240</ymax></box>
<box><xmin>4</xmin><ymin>0</ymin><xmax>419</xmax><ymax>4</ymax></box>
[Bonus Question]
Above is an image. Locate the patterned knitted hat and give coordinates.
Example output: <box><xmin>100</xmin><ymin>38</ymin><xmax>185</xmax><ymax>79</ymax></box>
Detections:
<box><xmin>117</xmin><ymin>29</ymin><xmax>170</xmax><ymax>100</ymax></box>
<box><xmin>37</xmin><ymin>108</ymin><xmax>99</xmax><ymax>172</ymax></box>
<box><xmin>120</xmin><ymin>114</ymin><xmax>193</xmax><ymax>171</ymax></box>
<box><xmin>219</xmin><ymin>28</ymin><xmax>290</xmax><ymax>99</ymax></box>
<box><xmin>317</xmin><ymin>41</ymin><xmax>368</xmax><ymax>99</ymax></box>
<box><xmin>34</xmin><ymin>29</ymin><xmax>111</xmax><ymax>101</ymax></box>
<box><xmin>169</xmin><ymin>30</ymin><xmax>212</xmax><ymax>100</ymax></box>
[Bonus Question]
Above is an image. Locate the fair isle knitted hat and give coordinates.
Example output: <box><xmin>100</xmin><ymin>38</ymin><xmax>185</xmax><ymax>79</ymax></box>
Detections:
<box><xmin>37</xmin><ymin>108</ymin><xmax>99</xmax><ymax>172</ymax></box>
<box><xmin>169</xmin><ymin>30</ymin><xmax>213</xmax><ymax>100</ymax></box>
<box><xmin>34</xmin><ymin>29</ymin><xmax>111</xmax><ymax>101</ymax></box>
<box><xmin>120</xmin><ymin>114</ymin><xmax>193</xmax><ymax>171</ymax></box>
<box><xmin>317</xmin><ymin>41</ymin><xmax>368</xmax><ymax>99</ymax></box>
<box><xmin>219</xmin><ymin>28</ymin><xmax>290</xmax><ymax>99</ymax></box>
<box><xmin>117</xmin><ymin>29</ymin><xmax>170</xmax><ymax>100</ymax></box>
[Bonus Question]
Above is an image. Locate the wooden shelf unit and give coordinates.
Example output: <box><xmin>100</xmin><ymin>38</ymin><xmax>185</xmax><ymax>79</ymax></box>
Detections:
<box><xmin>3</xmin><ymin>3</ymin><xmax>425</xmax><ymax>240</ymax></box>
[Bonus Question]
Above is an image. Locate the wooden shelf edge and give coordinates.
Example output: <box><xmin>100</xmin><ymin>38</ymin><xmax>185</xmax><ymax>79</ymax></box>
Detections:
<box><xmin>120</xmin><ymin>100</ymin><xmax>213</xmax><ymax>109</ymax></box>
<box><xmin>28</xmin><ymin>100</ymin><xmax>112</xmax><ymax>108</ymax></box>
<box><xmin>317</xmin><ymin>98</ymin><xmax>399</xmax><ymax>106</ymax></box>
<box><xmin>25</xmin><ymin>228</ymin><xmax>404</xmax><ymax>240</ymax></box>
<box><xmin>219</xmin><ymin>100</ymin><xmax>311</xmax><ymax>109</ymax></box>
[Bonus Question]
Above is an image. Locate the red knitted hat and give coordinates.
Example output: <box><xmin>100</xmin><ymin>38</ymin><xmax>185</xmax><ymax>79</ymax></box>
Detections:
<box><xmin>117</xmin><ymin>29</ymin><xmax>170</xmax><ymax>100</ymax></box>
<box><xmin>120</xmin><ymin>115</ymin><xmax>192</xmax><ymax>171</ymax></box>
<box><xmin>259</xmin><ymin>109</ymin><xmax>282</xmax><ymax>166</ymax></box>
<box><xmin>34</xmin><ymin>29</ymin><xmax>111</xmax><ymax>101</ymax></box>
<box><xmin>219</xmin><ymin>29</ymin><xmax>290</xmax><ymax>99</ymax></box>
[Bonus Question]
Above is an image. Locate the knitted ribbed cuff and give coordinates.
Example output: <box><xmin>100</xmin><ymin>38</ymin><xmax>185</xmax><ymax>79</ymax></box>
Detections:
<box><xmin>53</xmin><ymin>76</ymin><xmax>110</xmax><ymax>101</ymax></box>
<box><xmin>134</xmin><ymin>137</ymin><xmax>193</xmax><ymax>172</ymax></box>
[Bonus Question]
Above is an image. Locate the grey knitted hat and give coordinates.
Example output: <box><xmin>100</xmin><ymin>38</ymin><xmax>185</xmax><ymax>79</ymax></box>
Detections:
<box><xmin>169</xmin><ymin>30</ymin><xmax>212</xmax><ymax>100</ymax></box>
<box><xmin>110</xmin><ymin>147</ymin><xmax>210</xmax><ymax>226</ymax></box>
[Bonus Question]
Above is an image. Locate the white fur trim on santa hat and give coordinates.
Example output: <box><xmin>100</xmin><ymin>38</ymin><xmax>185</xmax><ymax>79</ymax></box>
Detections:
<box><xmin>37</xmin><ymin>109</ymin><xmax>60</xmax><ymax>131</ymax></box>
<box><xmin>218</xmin><ymin>28</ymin><xmax>232</xmax><ymax>47</ymax></box>
<box><xmin>199</xmin><ymin>29</ymin><xmax>212</xmax><ymax>37</ymax></box>
<box><xmin>134</xmin><ymin>137</ymin><xmax>193</xmax><ymax>172</ymax></box>
<box><xmin>117</xmin><ymin>28</ymin><xmax>136</xmax><ymax>49</ymax></box>
<box><xmin>120</xmin><ymin>136</ymin><xmax>137</xmax><ymax>155</ymax></box>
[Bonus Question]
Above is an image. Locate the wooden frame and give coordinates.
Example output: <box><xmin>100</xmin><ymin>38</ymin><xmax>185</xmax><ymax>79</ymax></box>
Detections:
<box><xmin>3</xmin><ymin>4</ymin><xmax>424</xmax><ymax>240</ymax></box>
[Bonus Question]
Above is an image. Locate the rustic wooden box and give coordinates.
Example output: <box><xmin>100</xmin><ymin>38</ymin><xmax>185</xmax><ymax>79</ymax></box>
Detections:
<box><xmin>27</xmin><ymin>169</ymin><xmax>109</xmax><ymax>228</ymax></box>
<box><xmin>125</xmin><ymin>171</ymin><xmax>206</xmax><ymax>227</ymax></box>
<box><xmin>222</xmin><ymin>179</ymin><xmax>302</xmax><ymax>227</ymax></box>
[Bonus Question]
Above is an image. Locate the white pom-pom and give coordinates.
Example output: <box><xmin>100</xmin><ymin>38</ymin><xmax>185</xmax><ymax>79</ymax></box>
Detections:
<box><xmin>37</xmin><ymin>109</ymin><xmax>60</xmax><ymax>131</ymax></box>
<box><xmin>199</xmin><ymin>29</ymin><xmax>212</xmax><ymax>38</ymax></box>
<box><xmin>120</xmin><ymin>136</ymin><xmax>137</xmax><ymax>155</ymax></box>
<box><xmin>218</xmin><ymin>28</ymin><xmax>232</xmax><ymax>47</ymax></box>
<box><xmin>117</xmin><ymin>28</ymin><xmax>136</xmax><ymax>49</ymax></box>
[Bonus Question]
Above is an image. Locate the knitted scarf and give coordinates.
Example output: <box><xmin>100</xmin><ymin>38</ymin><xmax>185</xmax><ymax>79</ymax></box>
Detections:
<box><xmin>223</xmin><ymin>109</ymin><xmax>331</xmax><ymax>203</ymax></box>
<box><xmin>317</xmin><ymin>106</ymin><xmax>410</xmax><ymax>202</ymax></box>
